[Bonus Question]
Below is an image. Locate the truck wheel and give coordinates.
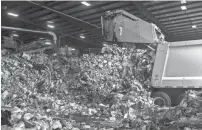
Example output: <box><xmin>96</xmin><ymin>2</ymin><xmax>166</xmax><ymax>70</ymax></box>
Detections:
<box><xmin>151</xmin><ymin>92</ymin><xmax>171</xmax><ymax>107</ymax></box>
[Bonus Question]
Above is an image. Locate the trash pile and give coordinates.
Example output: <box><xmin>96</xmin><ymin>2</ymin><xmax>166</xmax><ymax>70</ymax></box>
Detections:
<box><xmin>1</xmin><ymin>44</ymin><xmax>202</xmax><ymax>130</ymax></box>
<box><xmin>155</xmin><ymin>90</ymin><xmax>202</xmax><ymax>130</ymax></box>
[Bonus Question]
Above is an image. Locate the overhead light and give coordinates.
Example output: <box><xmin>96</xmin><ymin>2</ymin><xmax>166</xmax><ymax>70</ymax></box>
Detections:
<box><xmin>7</xmin><ymin>12</ymin><xmax>19</xmax><ymax>17</ymax></box>
<box><xmin>47</xmin><ymin>25</ymin><xmax>54</xmax><ymax>28</ymax></box>
<box><xmin>13</xmin><ymin>34</ymin><xmax>18</xmax><ymax>37</ymax></box>
<box><xmin>181</xmin><ymin>0</ymin><xmax>186</xmax><ymax>4</ymax></box>
<box><xmin>80</xmin><ymin>35</ymin><xmax>85</xmax><ymax>39</ymax></box>
<box><xmin>81</xmin><ymin>1</ymin><xmax>91</xmax><ymax>6</ymax></box>
<box><xmin>192</xmin><ymin>25</ymin><xmax>197</xmax><ymax>28</ymax></box>
<box><xmin>45</xmin><ymin>42</ymin><xmax>51</xmax><ymax>45</ymax></box>
<box><xmin>47</xmin><ymin>21</ymin><xmax>54</xmax><ymax>23</ymax></box>
<box><xmin>71</xmin><ymin>48</ymin><xmax>75</xmax><ymax>51</ymax></box>
<box><xmin>181</xmin><ymin>6</ymin><xmax>187</xmax><ymax>10</ymax></box>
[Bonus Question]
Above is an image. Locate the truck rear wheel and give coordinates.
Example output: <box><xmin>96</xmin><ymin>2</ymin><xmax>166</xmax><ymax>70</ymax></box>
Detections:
<box><xmin>151</xmin><ymin>92</ymin><xmax>171</xmax><ymax>107</ymax></box>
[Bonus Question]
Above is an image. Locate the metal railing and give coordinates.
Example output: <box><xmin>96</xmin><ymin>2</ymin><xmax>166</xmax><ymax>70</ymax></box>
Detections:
<box><xmin>1</xmin><ymin>26</ymin><xmax>57</xmax><ymax>53</ymax></box>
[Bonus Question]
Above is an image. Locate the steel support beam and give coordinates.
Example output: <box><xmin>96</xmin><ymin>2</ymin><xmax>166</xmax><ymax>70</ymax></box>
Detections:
<box><xmin>2</xmin><ymin>10</ymin><xmax>101</xmax><ymax>48</ymax></box>
<box><xmin>132</xmin><ymin>1</ymin><xmax>171</xmax><ymax>38</ymax></box>
<box><xmin>156</xmin><ymin>9</ymin><xmax>202</xmax><ymax>19</ymax></box>
<box><xmin>172</xmin><ymin>30</ymin><xmax>202</xmax><ymax>36</ymax></box>
<box><xmin>2</xmin><ymin>26</ymin><xmax>57</xmax><ymax>45</ymax></box>
<box><xmin>149</xmin><ymin>1</ymin><xmax>199</xmax><ymax>13</ymax></box>
<box><xmin>164</xmin><ymin>20</ymin><xmax>202</xmax><ymax>28</ymax></box>
<box><xmin>152</xmin><ymin>4</ymin><xmax>202</xmax><ymax>17</ymax></box>
<box><xmin>27</xmin><ymin>1</ymin><xmax>100</xmax><ymax>30</ymax></box>
<box><xmin>168</xmin><ymin>35</ymin><xmax>202</xmax><ymax>42</ymax></box>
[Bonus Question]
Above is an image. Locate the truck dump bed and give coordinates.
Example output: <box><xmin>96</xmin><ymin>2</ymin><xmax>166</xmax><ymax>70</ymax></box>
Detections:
<box><xmin>101</xmin><ymin>10</ymin><xmax>164</xmax><ymax>44</ymax></box>
<box><xmin>152</xmin><ymin>40</ymin><xmax>202</xmax><ymax>88</ymax></box>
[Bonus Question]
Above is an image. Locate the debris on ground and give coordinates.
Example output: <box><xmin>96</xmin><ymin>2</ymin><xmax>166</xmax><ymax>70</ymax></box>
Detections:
<box><xmin>1</xmin><ymin>45</ymin><xmax>202</xmax><ymax>130</ymax></box>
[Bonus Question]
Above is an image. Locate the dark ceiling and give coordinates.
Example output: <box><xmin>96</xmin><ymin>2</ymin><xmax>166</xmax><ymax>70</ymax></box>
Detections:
<box><xmin>1</xmin><ymin>1</ymin><xmax>202</xmax><ymax>49</ymax></box>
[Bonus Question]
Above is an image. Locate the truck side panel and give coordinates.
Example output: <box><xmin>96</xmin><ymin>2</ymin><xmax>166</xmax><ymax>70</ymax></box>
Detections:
<box><xmin>152</xmin><ymin>40</ymin><xmax>202</xmax><ymax>88</ymax></box>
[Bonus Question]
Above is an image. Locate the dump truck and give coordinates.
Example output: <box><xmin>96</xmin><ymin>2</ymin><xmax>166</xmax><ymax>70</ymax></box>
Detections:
<box><xmin>101</xmin><ymin>10</ymin><xmax>202</xmax><ymax>106</ymax></box>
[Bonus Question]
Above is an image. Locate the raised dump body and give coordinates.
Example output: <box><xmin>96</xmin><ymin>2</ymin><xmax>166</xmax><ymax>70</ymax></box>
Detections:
<box><xmin>101</xmin><ymin>10</ymin><xmax>164</xmax><ymax>45</ymax></box>
<box><xmin>151</xmin><ymin>40</ymin><xmax>202</xmax><ymax>106</ymax></box>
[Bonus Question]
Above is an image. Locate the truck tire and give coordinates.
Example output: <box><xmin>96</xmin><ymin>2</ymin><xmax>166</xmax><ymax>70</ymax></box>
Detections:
<box><xmin>151</xmin><ymin>92</ymin><xmax>171</xmax><ymax>107</ymax></box>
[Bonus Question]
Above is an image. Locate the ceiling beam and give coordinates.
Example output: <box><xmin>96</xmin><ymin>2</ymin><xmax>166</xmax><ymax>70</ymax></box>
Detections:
<box><xmin>157</xmin><ymin>9</ymin><xmax>202</xmax><ymax>19</ymax></box>
<box><xmin>170</xmin><ymin>26</ymin><xmax>202</xmax><ymax>32</ymax></box>
<box><xmin>132</xmin><ymin>1</ymin><xmax>171</xmax><ymax>38</ymax></box>
<box><xmin>2</xmin><ymin>10</ymin><xmax>101</xmax><ymax>48</ymax></box>
<box><xmin>162</xmin><ymin>18</ymin><xmax>202</xmax><ymax>26</ymax></box>
<box><xmin>40</xmin><ymin>7</ymin><xmax>140</xmax><ymax>28</ymax></box>
<box><xmin>172</xmin><ymin>30</ymin><xmax>202</xmax><ymax>35</ymax></box>
<box><xmin>164</xmin><ymin>20</ymin><xmax>202</xmax><ymax>28</ymax></box>
<box><xmin>29</xmin><ymin>1</ymin><xmax>113</xmax><ymax>22</ymax></box>
<box><xmin>167</xmin><ymin>24</ymin><xmax>202</xmax><ymax>31</ymax></box>
<box><xmin>2</xmin><ymin>1</ymin><xmax>32</xmax><ymax>12</ymax></box>
<box><xmin>22</xmin><ymin>1</ymin><xmax>72</xmax><ymax>18</ymax></box>
<box><xmin>54</xmin><ymin>10</ymin><xmax>140</xmax><ymax>33</ymax></box>
<box><xmin>144</xmin><ymin>1</ymin><xmax>172</xmax><ymax>8</ymax></box>
<box><xmin>28</xmin><ymin>3</ymin><xmax>135</xmax><ymax>34</ymax></box>
<box><xmin>149</xmin><ymin>1</ymin><xmax>199</xmax><ymax>13</ymax></box>
<box><xmin>152</xmin><ymin>3</ymin><xmax>202</xmax><ymax>16</ymax></box>
<box><xmin>20</xmin><ymin>2</ymin><xmax>55</xmax><ymax>16</ymax></box>
<box><xmin>168</xmin><ymin>28</ymin><xmax>202</xmax><ymax>34</ymax></box>
<box><xmin>173</xmin><ymin>30</ymin><xmax>202</xmax><ymax>35</ymax></box>
<box><xmin>169</xmin><ymin>35</ymin><xmax>202</xmax><ymax>42</ymax></box>
<box><xmin>27</xmin><ymin>1</ymin><xmax>100</xmax><ymax>30</ymax></box>
<box><xmin>159</xmin><ymin>14</ymin><xmax>202</xmax><ymax>22</ymax></box>
<box><xmin>36</xmin><ymin>2</ymin><xmax>131</xmax><ymax>23</ymax></box>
